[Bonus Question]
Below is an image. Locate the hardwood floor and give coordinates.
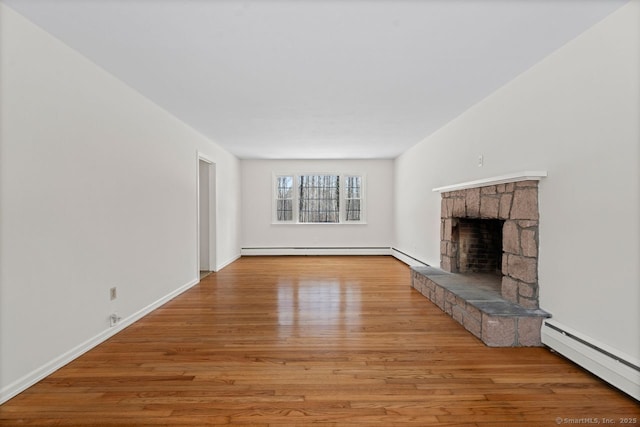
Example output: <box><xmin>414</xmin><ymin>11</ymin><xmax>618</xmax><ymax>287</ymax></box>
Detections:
<box><xmin>2</xmin><ymin>256</ymin><xmax>638</xmax><ymax>426</ymax></box>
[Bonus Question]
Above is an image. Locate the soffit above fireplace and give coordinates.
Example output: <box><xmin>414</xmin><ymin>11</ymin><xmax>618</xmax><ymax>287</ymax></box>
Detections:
<box><xmin>432</xmin><ymin>171</ymin><xmax>547</xmax><ymax>193</ymax></box>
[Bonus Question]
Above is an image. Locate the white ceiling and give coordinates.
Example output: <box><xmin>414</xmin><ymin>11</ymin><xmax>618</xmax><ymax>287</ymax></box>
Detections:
<box><xmin>2</xmin><ymin>0</ymin><xmax>628</xmax><ymax>159</ymax></box>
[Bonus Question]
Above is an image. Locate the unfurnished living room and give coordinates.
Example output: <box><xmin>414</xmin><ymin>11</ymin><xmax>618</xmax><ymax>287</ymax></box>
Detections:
<box><xmin>0</xmin><ymin>0</ymin><xmax>639</xmax><ymax>426</ymax></box>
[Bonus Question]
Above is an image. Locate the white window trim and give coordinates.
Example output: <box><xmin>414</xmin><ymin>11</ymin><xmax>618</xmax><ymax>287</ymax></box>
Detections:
<box><xmin>272</xmin><ymin>172</ymin><xmax>367</xmax><ymax>225</ymax></box>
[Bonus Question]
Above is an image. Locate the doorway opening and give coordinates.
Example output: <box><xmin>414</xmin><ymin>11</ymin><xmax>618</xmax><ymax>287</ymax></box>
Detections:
<box><xmin>198</xmin><ymin>156</ymin><xmax>216</xmax><ymax>278</ymax></box>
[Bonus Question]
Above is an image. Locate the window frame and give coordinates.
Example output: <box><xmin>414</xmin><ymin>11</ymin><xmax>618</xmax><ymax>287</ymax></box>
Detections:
<box><xmin>343</xmin><ymin>175</ymin><xmax>363</xmax><ymax>222</ymax></box>
<box><xmin>274</xmin><ymin>175</ymin><xmax>295</xmax><ymax>222</ymax></box>
<box><xmin>272</xmin><ymin>172</ymin><xmax>366</xmax><ymax>225</ymax></box>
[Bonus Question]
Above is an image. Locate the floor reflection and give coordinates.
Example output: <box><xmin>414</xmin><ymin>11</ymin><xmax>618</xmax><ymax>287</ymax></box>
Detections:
<box><xmin>277</xmin><ymin>279</ymin><xmax>361</xmax><ymax>338</ymax></box>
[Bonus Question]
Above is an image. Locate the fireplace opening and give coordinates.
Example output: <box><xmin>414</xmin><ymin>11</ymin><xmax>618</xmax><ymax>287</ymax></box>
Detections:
<box><xmin>452</xmin><ymin>218</ymin><xmax>504</xmax><ymax>276</ymax></box>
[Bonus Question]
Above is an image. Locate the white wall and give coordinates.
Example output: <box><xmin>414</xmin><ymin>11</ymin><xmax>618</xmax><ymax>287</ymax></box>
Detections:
<box><xmin>395</xmin><ymin>2</ymin><xmax>639</xmax><ymax>362</ymax></box>
<box><xmin>0</xmin><ymin>4</ymin><xmax>241</xmax><ymax>402</ymax></box>
<box><xmin>241</xmin><ymin>159</ymin><xmax>394</xmax><ymax>251</ymax></box>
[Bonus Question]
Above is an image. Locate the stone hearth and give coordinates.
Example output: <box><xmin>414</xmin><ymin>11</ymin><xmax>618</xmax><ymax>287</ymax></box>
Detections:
<box><xmin>411</xmin><ymin>266</ymin><xmax>549</xmax><ymax>346</ymax></box>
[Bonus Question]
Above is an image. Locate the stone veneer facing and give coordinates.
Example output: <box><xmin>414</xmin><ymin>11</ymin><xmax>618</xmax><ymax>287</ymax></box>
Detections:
<box><xmin>440</xmin><ymin>181</ymin><xmax>540</xmax><ymax>309</ymax></box>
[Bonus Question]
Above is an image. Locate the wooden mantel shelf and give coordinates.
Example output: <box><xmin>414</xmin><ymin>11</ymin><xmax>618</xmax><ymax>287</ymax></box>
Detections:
<box><xmin>432</xmin><ymin>171</ymin><xmax>547</xmax><ymax>193</ymax></box>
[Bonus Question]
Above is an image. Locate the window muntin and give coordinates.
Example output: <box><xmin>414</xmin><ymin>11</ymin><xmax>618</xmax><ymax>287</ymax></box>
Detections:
<box><xmin>273</xmin><ymin>173</ymin><xmax>364</xmax><ymax>224</ymax></box>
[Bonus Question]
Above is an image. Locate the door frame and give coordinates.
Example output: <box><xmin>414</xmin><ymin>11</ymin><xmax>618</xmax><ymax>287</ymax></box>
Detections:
<box><xmin>196</xmin><ymin>152</ymin><xmax>216</xmax><ymax>277</ymax></box>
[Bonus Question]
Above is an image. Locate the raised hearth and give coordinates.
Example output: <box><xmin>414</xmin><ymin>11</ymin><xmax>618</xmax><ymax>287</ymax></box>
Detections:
<box><xmin>411</xmin><ymin>266</ymin><xmax>550</xmax><ymax>347</ymax></box>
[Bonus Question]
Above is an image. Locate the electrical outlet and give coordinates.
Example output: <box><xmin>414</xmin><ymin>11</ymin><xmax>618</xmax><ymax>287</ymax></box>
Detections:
<box><xmin>478</xmin><ymin>154</ymin><xmax>484</xmax><ymax>167</ymax></box>
<box><xmin>110</xmin><ymin>287</ymin><xmax>117</xmax><ymax>300</ymax></box>
<box><xmin>110</xmin><ymin>313</ymin><xmax>121</xmax><ymax>327</ymax></box>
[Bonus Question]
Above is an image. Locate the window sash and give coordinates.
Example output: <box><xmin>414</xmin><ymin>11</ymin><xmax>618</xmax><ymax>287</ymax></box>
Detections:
<box><xmin>275</xmin><ymin>175</ymin><xmax>294</xmax><ymax>222</ymax></box>
<box><xmin>298</xmin><ymin>175</ymin><xmax>339</xmax><ymax>223</ymax></box>
<box><xmin>344</xmin><ymin>175</ymin><xmax>362</xmax><ymax>222</ymax></box>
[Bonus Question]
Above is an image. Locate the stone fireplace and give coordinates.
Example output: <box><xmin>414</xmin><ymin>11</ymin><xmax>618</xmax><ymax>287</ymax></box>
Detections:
<box><xmin>440</xmin><ymin>180</ymin><xmax>541</xmax><ymax>309</ymax></box>
<box><xmin>411</xmin><ymin>172</ymin><xmax>550</xmax><ymax>347</ymax></box>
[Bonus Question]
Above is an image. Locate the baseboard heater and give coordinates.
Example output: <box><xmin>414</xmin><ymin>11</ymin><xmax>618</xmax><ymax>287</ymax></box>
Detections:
<box><xmin>390</xmin><ymin>247</ymin><xmax>429</xmax><ymax>266</ymax></box>
<box><xmin>241</xmin><ymin>247</ymin><xmax>391</xmax><ymax>256</ymax></box>
<box><xmin>542</xmin><ymin>319</ymin><xmax>640</xmax><ymax>400</ymax></box>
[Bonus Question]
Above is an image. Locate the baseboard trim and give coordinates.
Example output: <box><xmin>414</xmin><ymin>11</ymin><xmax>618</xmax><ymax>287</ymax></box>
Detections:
<box><xmin>241</xmin><ymin>247</ymin><xmax>391</xmax><ymax>256</ymax></box>
<box><xmin>542</xmin><ymin>319</ymin><xmax>640</xmax><ymax>400</ymax></box>
<box><xmin>0</xmin><ymin>277</ymin><xmax>200</xmax><ymax>405</ymax></box>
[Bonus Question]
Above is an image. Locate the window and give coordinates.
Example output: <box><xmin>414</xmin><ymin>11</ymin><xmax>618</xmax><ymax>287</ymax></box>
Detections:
<box><xmin>299</xmin><ymin>175</ymin><xmax>340</xmax><ymax>223</ymax></box>
<box><xmin>275</xmin><ymin>176</ymin><xmax>294</xmax><ymax>221</ymax></box>
<box><xmin>344</xmin><ymin>175</ymin><xmax>361</xmax><ymax>221</ymax></box>
<box><xmin>273</xmin><ymin>174</ymin><xmax>364</xmax><ymax>224</ymax></box>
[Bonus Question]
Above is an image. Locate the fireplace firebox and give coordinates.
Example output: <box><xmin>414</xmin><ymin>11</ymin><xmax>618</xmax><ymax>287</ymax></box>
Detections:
<box><xmin>451</xmin><ymin>218</ymin><xmax>504</xmax><ymax>275</ymax></box>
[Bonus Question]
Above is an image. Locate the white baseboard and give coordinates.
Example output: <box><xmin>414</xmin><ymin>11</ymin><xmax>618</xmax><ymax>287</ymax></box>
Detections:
<box><xmin>0</xmin><ymin>277</ymin><xmax>200</xmax><ymax>405</ymax></box>
<box><xmin>542</xmin><ymin>319</ymin><xmax>640</xmax><ymax>400</ymax></box>
<box><xmin>241</xmin><ymin>247</ymin><xmax>392</xmax><ymax>256</ymax></box>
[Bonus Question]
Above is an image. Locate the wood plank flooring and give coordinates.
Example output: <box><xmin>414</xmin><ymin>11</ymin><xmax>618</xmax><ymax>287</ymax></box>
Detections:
<box><xmin>2</xmin><ymin>256</ymin><xmax>638</xmax><ymax>426</ymax></box>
